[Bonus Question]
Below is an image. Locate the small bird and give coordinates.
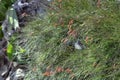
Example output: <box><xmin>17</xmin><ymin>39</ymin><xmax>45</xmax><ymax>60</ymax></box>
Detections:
<box><xmin>47</xmin><ymin>0</ymin><xmax>51</xmax><ymax>1</ymax></box>
<box><xmin>74</xmin><ymin>40</ymin><xmax>85</xmax><ymax>50</ymax></box>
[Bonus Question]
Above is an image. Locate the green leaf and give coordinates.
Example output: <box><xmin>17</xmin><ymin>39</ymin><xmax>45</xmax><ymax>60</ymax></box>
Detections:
<box><xmin>7</xmin><ymin>42</ymin><xmax>13</xmax><ymax>59</ymax></box>
<box><xmin>6</xmin><ymin>7</ymin><xmax>19</xmax><ymax>31</ymax></box>
<box><xmin>19</xmin><ymin>46</ymin><xmax>26</xmax><ymax>53</ymax></box>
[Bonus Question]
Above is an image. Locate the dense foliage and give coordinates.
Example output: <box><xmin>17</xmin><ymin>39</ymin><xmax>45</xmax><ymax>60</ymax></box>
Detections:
<box><xmin>15</xmin><ymin>0</ymin><xmax>120</xmax><ymax>80</ymax></box>
<box><xmin>0</xmin><ymin>0</ymin><xmax>15</xmax><ymax>24</ymax></box>
<box><xmin>1</xmin><ymin>0</ymin><xmax>120</xmax><ymax>80</ymax></box>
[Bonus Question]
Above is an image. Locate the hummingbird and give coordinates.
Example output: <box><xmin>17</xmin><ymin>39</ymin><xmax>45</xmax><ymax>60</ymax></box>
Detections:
<box><xmin>74</xmin><ymin>40</ymin><xmax>85</xmax><ymax>50</ymax></box>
